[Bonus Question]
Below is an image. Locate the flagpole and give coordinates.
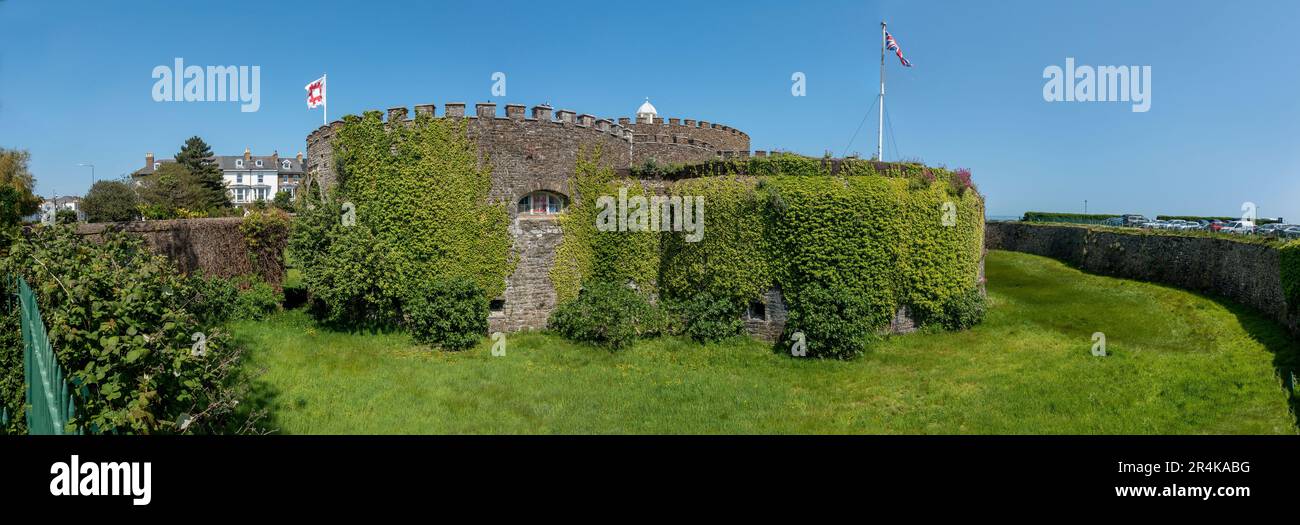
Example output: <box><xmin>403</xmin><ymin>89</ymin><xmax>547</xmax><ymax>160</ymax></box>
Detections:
<box><xmin>323</xmin><ymin>74</ymin><xmax>328</xmax><ymax>126</ymax></box>
<box><xmin>878</xmin><ymin>21</ymin><xmax>886</xmax><ymax>161</ymax></box>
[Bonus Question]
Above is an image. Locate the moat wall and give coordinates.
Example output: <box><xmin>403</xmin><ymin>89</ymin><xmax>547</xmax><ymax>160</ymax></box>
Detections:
<box><xmin>74</xmin><ymin>218</ymin><xmax>285</xmax><ymax>289</ymax></box>
<box><xmin>986</xmin><ymin>221</ymin><xmax>1297</xmax><ymax>334</ymax></box>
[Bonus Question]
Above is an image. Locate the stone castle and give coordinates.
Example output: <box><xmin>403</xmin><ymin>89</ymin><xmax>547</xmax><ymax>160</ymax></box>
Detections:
<box><xmin>303</xmin><ymin>100</ymin><xmax>906</xmax><ymax>339</ymax></box>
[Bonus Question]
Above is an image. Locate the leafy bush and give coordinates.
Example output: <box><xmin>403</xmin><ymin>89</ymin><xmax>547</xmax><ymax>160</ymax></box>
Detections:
<box><xmin>240</xmin><ymin>208</ymin><xmax>290</xmax><ymax>282</ymax></box>
<box><xmin>233</xmin><ymin>279</ymin><xmax>282</xmax><ymax>321</ymax></box>
<box><xmin>82</xmin><ymin>180</ymin><xmax>139</xmax><ymax>223</ymax></box>
<box><xmin>137</xmin><ymin>162</ymin><xmax>209</xmax><ymax>219</ymax></box>
<box><xmin>548</xmin><ymin>282</ymin><xmax>665</xmax><ymax>350</ymax></box>
<box><xmin>0</xmin><ymin>226</ymin><xmax>257</xmax><ymax>434</ymax></box>
<box><xmin>185</xmin><ymin>273</ymin><xmax>240</xmax><ymax>326</ymax></box>
<box><xmin>934</xmin><ymin>288</ymin><xmax>987</xmax><ymax>330</ymax></box>
<box><xmin>55</xmin><ymin>208</ymin><xmax>78</xmax><ymax>224</ymax></box>
<box><xmin>404</xmin><ymin>278</ymin><xmax>487</xmax><ymax>350</ymax></box>
<box><xmin>781</xmin><ymin>281</ymin><xmax>879</xmax><ymax>359</ymax></box>
<box><xmin>1022</xmin><ymin>211</ymin><xmax>1121</xmax><ymax>223</ymax></box>
<box><xmin>303</xmin><ymin>220</ymin><xmax>403</xmax><ymax>329</ymax></box>
<box><xmin>664</xmin><ymin>291</ymin><xmax>746</xmax><ymax>343</ymax></box>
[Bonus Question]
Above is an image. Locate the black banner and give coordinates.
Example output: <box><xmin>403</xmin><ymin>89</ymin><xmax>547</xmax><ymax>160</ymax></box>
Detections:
<box><xmin>0</xmin><ymin>436</ymin><xmax>1293</xmax><ymax>515</ymax></box>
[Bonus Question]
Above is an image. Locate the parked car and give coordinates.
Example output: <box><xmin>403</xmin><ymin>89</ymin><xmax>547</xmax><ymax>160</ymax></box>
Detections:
<box><xmin>1221</xmin><ymin>220</ymin><xmax>1256</xmax><ymax>234</ymax></box>
<box><xmin>1208</xmin><ymin>220</ymin><xmax>1226</xmax><ymax>232</ymax></box>
<box><xmin>1102</xmin><ymin>217</ymin><xmax>1124</xmax><ymax>227</ymax></box>
<box><xmin>1122</xmin><ymin>214</ymin><xmax>1149</xmax><ymax>227</ymax></box>
<box><xmin>1282</xmin><ymin>226</ymin><xmax>1300</xmax><ymax>239</ymax></box>
<box><xmin>1256</xmin><ymin>223</ymin><xmax>1290</xmax><ymax>237</ymax></box>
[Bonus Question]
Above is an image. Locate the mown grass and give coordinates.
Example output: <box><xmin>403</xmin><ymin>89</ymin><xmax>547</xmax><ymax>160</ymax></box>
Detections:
<box><xmin>232</xmin><ymin>251</ymin><xmax>1298</xmax><ymax>434</ymax></box>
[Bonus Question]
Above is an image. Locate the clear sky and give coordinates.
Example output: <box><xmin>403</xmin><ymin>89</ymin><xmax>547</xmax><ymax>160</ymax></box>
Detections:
<box><xmin>1</xmin><ymin>0</ymin><xmax>1298</xmax><ymax>220</ymax></box>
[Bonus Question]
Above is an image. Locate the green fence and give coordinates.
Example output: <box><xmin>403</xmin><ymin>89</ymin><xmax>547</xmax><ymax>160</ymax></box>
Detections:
<box><xmin>14</xmin><ymin>276</ymin><xmax>79</xmax><ymax>435</ymax></box>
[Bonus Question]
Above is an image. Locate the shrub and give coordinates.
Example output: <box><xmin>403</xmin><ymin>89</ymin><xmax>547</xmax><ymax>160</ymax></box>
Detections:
<box><xmin>82</xmin><ymin>180</ymin><xmax>139</xmax><ymax>223</ymax></box>
<box><xmin>55</xmin><ymin>208</ymin><xmax>77</xmax><ymax>224</ymax></box>
<box><xmin>233</xmin><ymin>279</ymin><xmax>282</xmax><ymax>321</ymax></box>
<box><xmin>240</xmin><ymin>208</ymin><xmax>290</xmax><ymax>283</ymax></box>
<box><xmin>549</xmin><ymin>282</ymin><xmax>665</xmax><ymax>350</ymax></box>
<box><xmin>935</xmin><ymin>288</ymin><xmax>987</xmax><ymax>330</ymax></box>
<box><xmin>782</xmin><ymin>281</ymin><xmax>880</xmax><ymax>359</ymax></box>
<box><xmin>0</xmin><ymin>226</ymin><xmax>257</xmax><ymax>434</ymax></box>
<box><xmin>404</xmin><ymin>278</ymin><xmax>487</xmax><ymax>350</ymax></box>
<box><xmin>305</xmin><ymin>222</ymin><xmax>403</xmax><ymax>329</ymax></box>
<box><xmin>665</xmin><ymin>291</ymin><xmax>746</xmax><ymax>343</ymax></box>
<box><xmin>137</xmin><ymin>162</ymin><xmax>208</xmax><ymax>219</ymax></box>
<box><xmin>185</xmin><ymin>273</ymin><xmax>240</xmax><ymax>326</ymax></box>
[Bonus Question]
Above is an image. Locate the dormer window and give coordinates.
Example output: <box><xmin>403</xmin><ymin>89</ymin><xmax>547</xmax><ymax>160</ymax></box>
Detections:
<box><xmin>255</xmin><ymin>160</ymin><xmax>263</xmax><ymax>168</ymax></box>
<box><xmin>153</xmin><ymin>162</ymin><xmax>161</xmax><ymax>170</ymax></box>
<box><xmin>517</xmin><ymin>191</ymin><xmax>566</xmax><ymax>215</ymax></box>
<box><xmin>235</xmin><ymin>159</ymin><xmax>244</xmax><ymax>168</ymax></box>
<box><xmin>282</xmin><ymin>160</ymin><xmax>291</xmax><ymax>169</ymax></box>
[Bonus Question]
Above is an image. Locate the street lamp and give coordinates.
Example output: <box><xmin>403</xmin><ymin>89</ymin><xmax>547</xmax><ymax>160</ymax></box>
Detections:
<box><xmin>77</xmin><ymin>163</ymin><xmax>95</xmax><ymax>187</ymax></box>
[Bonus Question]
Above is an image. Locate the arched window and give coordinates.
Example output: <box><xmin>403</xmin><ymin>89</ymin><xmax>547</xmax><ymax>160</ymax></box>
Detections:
<box><xmin>518</xmin><ymin>191</ymin><xmax>566</xmax><ymax>215</ymax></box>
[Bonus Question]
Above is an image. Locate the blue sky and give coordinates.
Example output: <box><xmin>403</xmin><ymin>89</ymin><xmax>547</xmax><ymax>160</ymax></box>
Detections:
<box><xmin>1</xmin><ymin>0</ymin><xmax>1298</xmax><ymax>220</ymax></box>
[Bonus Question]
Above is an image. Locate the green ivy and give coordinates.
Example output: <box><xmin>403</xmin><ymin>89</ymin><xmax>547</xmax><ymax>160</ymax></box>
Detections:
<box><xmin>1280</xmin><ymin>240</ymin><xmax>1300</xmax><ymax>308</ymax></box>
<box><xmin>293</xmin><ymin>111</ymin><xmax>514</xmax><ymax>330</ymax></box>
<box><xmin>332</xmin><ymin>110</ymin><xmax>513</xmax><ymax>301</ymax></box>
<box><xmin>551</xmin><ymin>151</ymin><xmax>985</xmax><ymax>356</ymax></box>
<box><xmin>552</xmin><ymin>146</ymin><xmax>660</xmax><ymax>304</ymax></box>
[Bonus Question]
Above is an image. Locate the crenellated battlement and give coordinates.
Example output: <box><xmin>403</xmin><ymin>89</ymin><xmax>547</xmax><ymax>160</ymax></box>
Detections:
<box><xmin>307</xmin><ymin>102</ymin><xmax>751</xmax><ymax>191</ymax></box>
<box><xmin>307</xmin><ymin>102</ymin><xmax>637</xmax><ymax>146</ymax></box>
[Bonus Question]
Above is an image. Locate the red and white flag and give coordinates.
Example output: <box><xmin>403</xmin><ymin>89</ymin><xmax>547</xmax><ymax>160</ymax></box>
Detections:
<box><xmin>305</xmin><ymin>75</ymin><xmax>326</xmax><ymax>109</ymax></box>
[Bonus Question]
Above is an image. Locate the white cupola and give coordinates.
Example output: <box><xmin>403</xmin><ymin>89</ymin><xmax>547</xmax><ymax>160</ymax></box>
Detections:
<box><xmin>636</xmin><ymin>98</ymin><xmax>658</xmax><ymax>123</ymax></box>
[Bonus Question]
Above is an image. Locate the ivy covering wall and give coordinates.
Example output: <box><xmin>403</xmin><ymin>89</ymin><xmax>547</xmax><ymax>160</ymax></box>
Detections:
<box><xmin>551</xmin><ymin>147</ymin><xmax>660</xmax><ymax>304</ymax></box>
<box><xmin>555</xmin><ymin>152</ymin><xmax>986</xmax><ymax>355</ymax></box>
<box><xmin>291</xmin><ymin>111</ymin><xmax>514</xmax><ymax>329</ymax></box>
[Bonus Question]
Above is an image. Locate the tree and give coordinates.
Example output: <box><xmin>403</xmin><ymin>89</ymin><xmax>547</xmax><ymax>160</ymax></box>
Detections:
<box><xmin>175</xmin><ymin>136</ymin><xmax>229</xmax><ymax>212</ymax></box>
<box><xmin>272</xmin><ymin>190</ymin><xmax>294</xmax><ymax>212</ymax></box>
<box><xmin>55</xmin><ymin>208</ymin><xmax>77</xmax><ymax>224</ymax></box>
<box><xmin>0</xmin><ymin>147</ymin><xmax>41</xmax><ymax>218</ymax></box>
<box><xmin>138</xmin><ymin>163</ymin><xmax>206</xmax><ymax>219</ymax></box>
<box><xmin>82</xmin><ymin>180</ymin><xmax>139</xmax><ymax>223</ymax></box>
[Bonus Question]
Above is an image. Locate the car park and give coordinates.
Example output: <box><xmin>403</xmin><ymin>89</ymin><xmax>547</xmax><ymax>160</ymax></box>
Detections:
<box><xmin>1220</xmin><ymin>220</ymin><xmax>1256</xmax><ymax>234</ymax></box>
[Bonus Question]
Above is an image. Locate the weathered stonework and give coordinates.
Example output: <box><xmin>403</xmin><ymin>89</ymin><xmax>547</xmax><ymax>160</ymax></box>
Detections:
<box><xmin>490</xmin><ymin>215</ymin><xmax>564</xmax><ymax>333</ymax></box>
<box><xmin>73</xmin><ymin>218</ymin><xmax>285</xmax><ymax>289</ymax></box>
<box><xmin>306</xmin><ymin>102</ymin><xmax>751</xmax><ymax>335</ymax></box>
<box><xmin>987</xmin><ymin>221</ymin><xmax>1299</xmax><ymax>335</ymax></box>
<box><xmin>304</xmin><ymin>102</ymin><xmax>974</xmax><ymax>340</ymax></box>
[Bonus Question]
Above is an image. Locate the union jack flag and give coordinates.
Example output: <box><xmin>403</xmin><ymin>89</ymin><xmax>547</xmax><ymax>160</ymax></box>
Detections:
<box><xmin>885</xmin><ymin>31</ymin><xmax>912</xmax><ymax>67</ymax></box>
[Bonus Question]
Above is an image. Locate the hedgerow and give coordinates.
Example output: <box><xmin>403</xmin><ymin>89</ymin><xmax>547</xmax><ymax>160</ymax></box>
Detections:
<box><xmin>0</xmin><ymin>226</ymin><xmax>257</xmax><ymax>434</ymax></box>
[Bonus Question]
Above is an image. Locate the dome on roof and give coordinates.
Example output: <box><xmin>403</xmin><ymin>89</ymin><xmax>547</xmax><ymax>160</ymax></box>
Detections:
<box><xmin>636</xmin><ymin>98</ymin><xmax>657</xmax><ymax>116</ymax></box>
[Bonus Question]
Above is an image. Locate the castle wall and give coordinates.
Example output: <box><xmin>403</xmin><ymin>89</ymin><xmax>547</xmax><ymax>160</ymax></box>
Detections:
<box><xmin>305</xmin><ymin>102</ymin><xmax>756</xmax><ymax>335</ymax></box>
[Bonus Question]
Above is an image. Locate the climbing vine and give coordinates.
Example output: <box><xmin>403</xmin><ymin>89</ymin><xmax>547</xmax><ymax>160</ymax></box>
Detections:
<box><xmin>292</xmin><ymin>111</ymin><xmax>514</xmax><ymax>329</ymax></box>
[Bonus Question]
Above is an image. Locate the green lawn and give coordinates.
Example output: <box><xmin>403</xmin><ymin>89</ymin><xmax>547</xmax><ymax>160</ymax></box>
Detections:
<box><xmin>233</xmin><ymin>250</ymin><xmax>1299</xmax><ymax>434</ymax></box>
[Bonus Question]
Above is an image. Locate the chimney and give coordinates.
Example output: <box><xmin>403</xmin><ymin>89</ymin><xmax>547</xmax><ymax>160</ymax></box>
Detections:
<box><xmin>296</xmin><ymin>152</ymin><xmax>303</xmax><ymax>164</ymax></box>
<box><xmin>271</xmin><ymin>150</ymin><xmax>279</xmax><ymax>162</ymax></box>
<box><xmin>244</xmin><ymin>148</ymin><xmax>252</xmax><ymax>162</ymax></box>
<box><xmin>145</xmin><ymin>152</ymin><xmax>154</xmax><ymax>169</ymax></box>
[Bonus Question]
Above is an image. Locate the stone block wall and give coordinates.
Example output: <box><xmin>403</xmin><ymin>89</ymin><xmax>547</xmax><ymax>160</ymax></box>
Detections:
<box><xmin>74</xmin><ymin>217</ymin><xmax>285</xmax><ymax>288</ymax></box>
<box><xmin>986</xmin><ymin>221</ymin><xmax>1297</xmax><ymax>334</ymax></box>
